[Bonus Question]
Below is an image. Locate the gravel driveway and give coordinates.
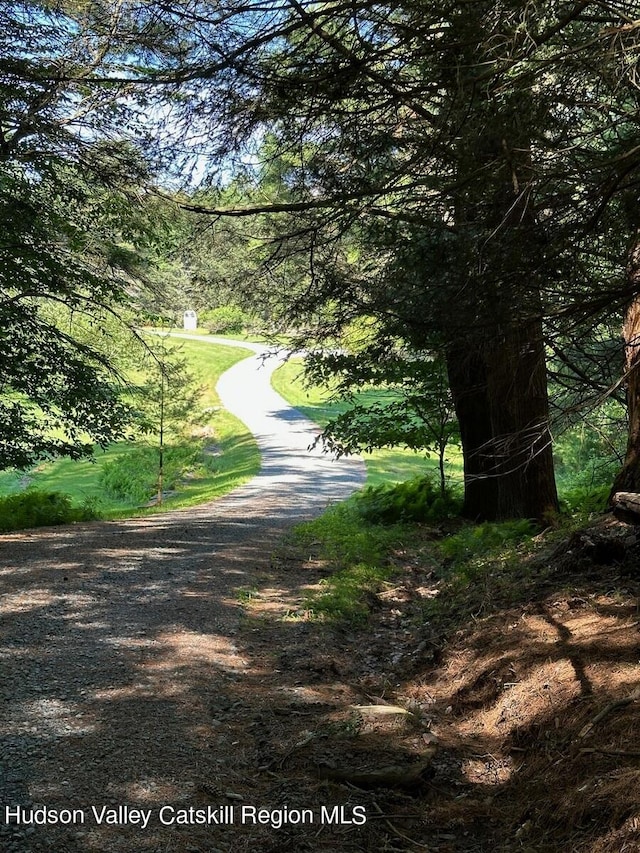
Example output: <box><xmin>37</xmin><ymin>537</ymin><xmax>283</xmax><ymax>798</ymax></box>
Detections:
<box><xmin>0</xmin><ymin>339</ymin><xmax>365</xmax><ymax>853</ymax></box>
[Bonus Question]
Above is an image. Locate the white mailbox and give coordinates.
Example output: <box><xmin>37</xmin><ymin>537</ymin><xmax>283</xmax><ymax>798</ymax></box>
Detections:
<box><xmin>183</xmin><ymin>310</ymin><xmax>197</xmax><ymax>331</ymax></box>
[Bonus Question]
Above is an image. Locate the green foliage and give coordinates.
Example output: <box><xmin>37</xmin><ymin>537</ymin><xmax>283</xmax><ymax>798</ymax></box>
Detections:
<box><xmin>199</xmin><ymin>305</ymin><xmax>251</xmax><ymax>334</ymax></box>
<box><xmin>292</xmin><ymin>501</ymin><xmax>407</xmax><ymax>624</ymax></box>
<box><xmin>308</xmin><ymin>349</ymin><xmax>460</xmax><ymax>496</ymax></box>
<box><xmin>554</xmin><ymin>406</ymin><xmax>625</xmax><ymax>492</ymax></box>
<box><xmin>439</xmin><ymin>520</ymin><xmax>536</xmax><ymax>565</ymax></box>
<box><xmin>553</xmin><ymin>406</ymin><xmax>624</xmax><ymax>517</ymax></box>
<box><xmin>134</xmin><ymin>341</ymin><xmax>205</xmax><ymax>440</ymax></box>
<box><xmin>559</xmin><ymin>484</ymin><xmax>610</xmax><ymax>516</ymax></box>
<box><xmin>0</xmin><ymin>490</ymin><xmax>100</xmax><ymax>533</ymax></box>
<box><xmin>306</xmin><ymin>563</ymin><xmax>394</xmax><ymax>624</ymax></box>
<box><xmin>158</xmin><ymin>0</ymin><xmax>640</xmax><ymax>520</ymax></box>
<box><xmin>293</xmin><ymin>501</ymin><xmax>405</xmax><ymax>569</ymax></box>
<box><xmin>0</xmin><ymin>0</ymin><xmax>159</xmax><ymax>473</ymax></box>
<box><xmin>99</xmin><ymin>443</ymin><xmax>203</xmax><ymax>504</ymax></box>
<box><xmin>0</xmin><ymin>337</ymin><xmax>261</xmax><ymax>518</ymax></box>
<box><xmin>132</xmin><ymin>337</ymin><xmax>206</xmax><ymax>503</ymax></box>
<box><xmin>340</xmin><ymin>316</ymin><xmax>381</xmax><ymax>354</ymax></box>
<box><xmin>271</xmin><ymin>357</ymin><xmax>464</xmax><ymax>487</ymax></box>
<box><xmin>354</xmin><ymin>476</ymin><xmax>461</xmax><ymax>524</ymax></box>
<box><xmin>0</xmin><ymin>161</ymin><xmax>136</xmax><ymax>469</ymax></box>
<box><xmin>236</xmin><ymin>585</ymin><xmax>259</xmax><ymax>604</ymax></box>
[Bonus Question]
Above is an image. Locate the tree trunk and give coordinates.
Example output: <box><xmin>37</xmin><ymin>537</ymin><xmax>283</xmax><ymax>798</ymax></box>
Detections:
<box><xmin>610</xmin><ymin>238</ymin><xmax>640</xmax><ymax>496</ymax></box>
<box><xmin>612</xmin><ymin>491</ymin><xmax>640</xmax><ymax>518</ymax></box>
<box><xmin>485</xmin><ymin>318</ymin><xmax>558</xmax><ymax>521</ymax></box>
<box><xmin>446</xmin><ymin>318</ymin><xmax>558</xmax><ymax>522</ymax></box>
<box><xmin>442</xmin><ymin>90</ymin><xmax>560</xmax><ymax>522</ymax></box>
<box><xmin>446</xmin><ymin>346</ymin><xmax>499</xmax><ymax>519</ymax></box>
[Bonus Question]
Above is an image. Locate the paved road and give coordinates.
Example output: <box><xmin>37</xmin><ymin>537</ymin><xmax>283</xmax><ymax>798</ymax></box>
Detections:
<box><xmin>177</xmin><ymin>334</ymin><xmax>365</xmax><ymax>520</ymax></box>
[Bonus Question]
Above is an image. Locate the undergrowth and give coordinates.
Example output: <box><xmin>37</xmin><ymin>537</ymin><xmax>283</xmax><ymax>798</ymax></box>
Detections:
<box><xmin>293</xmin><ymin>479</ymin><xmax>554</xmax><ymax>626</ymax></box>
<box><xmin>559</xmin><ymin>483</ymin><xmax>610</xmax><ymax>516</ymax></box>
<box><xmin>353</xmin><ymin>475</ymin><xmax>461</xmax><ymax>523</ymax></box>
<box><xmin>429</xmin><ymin>523</ymin><xmax>544</xmax><ymax>625</ymax></box>
<box><xmin>438</xmin><ymin>518</ymin><xmax>536</xmax><ymax>565</ymax></box>
<box><xmin>309</xmin><ymin>563</ymin><xmax>395</xmax><ymax>624</ymax></box>
<box><xmin>291</xmin><ymin>501</ymin><xmax>408</xmax><ymax>623</ymax></box>
<box><xmin>100</xmin><ymin>442</ymin><xmax>207</xmax><ymax>504</ymax></box>
<box><xmin>292</xmin><ymin>501</ymin><xmax>407</xmax><ymax>569</ymax></box>
<box><xmin>292</xmin><ymin>479</ymin><xmax>461</xmax><ymax>624</ymax></box>
<box><xmin>0</xmin><ymin>490</ymin><xmax>100</xmax><ymax>532</ymax></box>
<box><xmin>295</xmin><ymin>461</ymin><xmax>619</xmax><ymax>628</ymax></box>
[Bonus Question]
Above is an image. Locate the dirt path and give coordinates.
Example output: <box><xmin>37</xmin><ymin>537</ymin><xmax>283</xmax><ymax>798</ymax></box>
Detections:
<box><xmin>0</xmin><ymin>341</ymin><xmax>366</xmax><ymax>853</ymax></box>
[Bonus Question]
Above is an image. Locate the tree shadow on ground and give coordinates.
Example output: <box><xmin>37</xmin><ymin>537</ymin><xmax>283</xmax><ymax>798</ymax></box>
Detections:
<box><xmin>2</xmin><ymin>511</ymin><xmax>640</xmax><ymax>853</ymax></box>
<box><xmin>218</xmin><ymin>512</ymin><xmax>640</xmax><ymax>853</ymax></box>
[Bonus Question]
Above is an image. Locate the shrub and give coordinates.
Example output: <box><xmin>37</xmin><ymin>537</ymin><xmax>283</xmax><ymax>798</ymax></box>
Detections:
<box><xmin>553</xmin><ymin>405</ymin><xmax>625</xmax><ymax>491</ymax></box>
<box><xmin>200</xmin><ymin>305</ymin><xmax>250</xmax><ymax>334</ymax></box>
<box><xmin>100</xmin><ymin>443</ymin><xmax>202</xmax><ymax>504</ymax></box>
<box><xmin>291</xmin><ymin>502</ymin><xmax>407</xmax><ymax>623</ymax></box>
<box><xmin>439</xmin><ymin>519</ymin><xmax>535</xmax><ymax>564</ymax></box>
<box><xmin>560</xmin><ymin>484</ymin><xmax>610</xmax><ymax>516</ymax></box>
<box><xmin>305</xmin><ymin>563</ymin><xmax>393</xmax><ymax>624</ymax></box>
<box><xmin>292</xmin><ymin>502</ymin><xmax>405</xmax><ymax>568</ymax></box>
<box><xmin>0</xmin><ymin>490</ymin><xmax>100</xmax><ymax>532</ymax></box>
<box><xmin>354</xmin><ymin>476</ymin><xmax>461</xmax><ymax>524</ymax></box>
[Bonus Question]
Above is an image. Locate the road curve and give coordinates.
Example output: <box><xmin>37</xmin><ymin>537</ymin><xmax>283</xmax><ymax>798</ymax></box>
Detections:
<box><xmin>0</xmin><ymin>336</ymin><xmax>366</xmax><ymax>853</ymax></box>
<box><xmin>175</xmin><ymin>333</ymin><xmax>366</xmax><ymax>520</ymax></box>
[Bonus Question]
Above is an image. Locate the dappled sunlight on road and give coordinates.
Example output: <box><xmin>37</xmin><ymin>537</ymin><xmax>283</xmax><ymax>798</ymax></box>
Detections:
<box><xmin>144</xmin><ymin>629</ymin><xmax>249</xmax><ymax>671</ymax></box>
<box><xmin>7</xmin><ymin>698</ymin><xmax>99</xmax><ymax>739</ymax></box>
<box><xmin>0</xmin><ymin>338</ymin><xmax>367</xmax><ymax>852</ymax></box>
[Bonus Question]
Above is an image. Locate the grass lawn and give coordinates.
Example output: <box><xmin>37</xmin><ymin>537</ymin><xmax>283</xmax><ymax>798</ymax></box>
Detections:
<box><xmin>152</xmin><ymin>326</ymin><xmax>288</xmax><ymax>345</ymax></box>
<box><xmin>271</xmin><ymin>357</ymin><xmax>463</xmax><ymax>488</ymax></box>
<box><xmin>0</xmin><ymin>337</ymin><xmax>261</xmax><ymax>518</ymax></box>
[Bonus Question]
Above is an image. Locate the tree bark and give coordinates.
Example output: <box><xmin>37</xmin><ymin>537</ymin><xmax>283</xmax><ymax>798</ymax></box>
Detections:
<box><xmin>610</xmin><ymin>238</ymin><xmax>640</xmax><ymax>496</ymax></box>
<box><xmin>446</xmin><ymin>346</ymin><xmax>499</xmax><ymax>519</ymax></box>
<box><xmin>446</xmin><ymin>318</ymin><xmax>558</xmax><ymax>523</ymax></box>
<box><xmin>484</xmin><ymin>318</ymin><xmax>558</xmax><ymax>521</ymax></box>
<box><xmin>445</xmin><ymin>115</ymin><xmax>559</xmax><ymax>522</ymax></box>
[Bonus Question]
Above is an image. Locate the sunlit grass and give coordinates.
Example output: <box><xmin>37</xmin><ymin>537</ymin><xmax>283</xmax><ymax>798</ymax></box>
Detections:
<box><xmin>154</xmin><ymin>326</ymin><xmax>288</xmax><ymax>345</ymax></box>
<box><xmin>0</xmin><ymin>337</ymin><xmax>261</xmax><ymax>519</ymax></box>
<box><xmin>20</xmin><ymin>446</ymin><xmax>141</xmax><ymax>514</ymax></box>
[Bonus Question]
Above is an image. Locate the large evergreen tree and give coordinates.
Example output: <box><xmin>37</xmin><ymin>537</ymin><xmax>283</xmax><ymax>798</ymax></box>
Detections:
<box><xmin>141</xmin><ymin>2</ymin><xmax>575</xmax><ymax>519</ymax></box>
<box><xmin>15</xmin><ymin>1</ymin><xmax>639</xmax><ymax>516</ymax></box>
<box><xmin>147</xmin><ymin>0</ymin><xmax>640</xmax><ymax>520</ymax></box>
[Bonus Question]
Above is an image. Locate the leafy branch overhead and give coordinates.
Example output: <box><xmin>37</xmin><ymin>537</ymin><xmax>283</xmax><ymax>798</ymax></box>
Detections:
<box><xmin>123</xmin><ymin>0</ymin><xmax>640</xmax><ymax>520</ymax></box>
